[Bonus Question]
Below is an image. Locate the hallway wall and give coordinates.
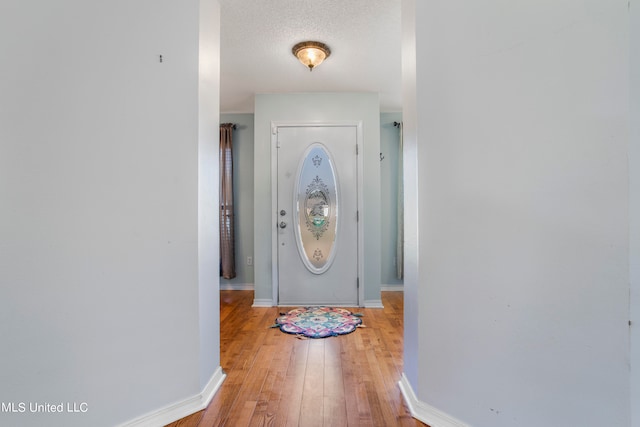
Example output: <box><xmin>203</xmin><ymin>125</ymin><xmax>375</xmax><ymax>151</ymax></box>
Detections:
<box><xmin>403</xmin><ymin>1</ymin><xmax>630</xmax><ymax>426</ymax></box>
<box><xmin>631</xmin><ymin>1</ymin><xmax>640</xmax><ymax>425</ymax></box>
<box><xmin>0</xmin><ymin>1</ymin><xmax>219</xmax><ymax>426</ymax></box>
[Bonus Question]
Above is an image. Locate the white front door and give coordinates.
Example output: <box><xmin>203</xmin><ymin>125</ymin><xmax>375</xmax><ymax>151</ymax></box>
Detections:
<box><xmin>276</xmin><ymin>125</ymin><xmax>359</xmax><ymax>306</ymax></box>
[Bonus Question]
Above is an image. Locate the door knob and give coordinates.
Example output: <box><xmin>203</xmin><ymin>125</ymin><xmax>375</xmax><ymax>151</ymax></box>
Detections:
<box><xmin>279</xmin><ymin>221</ymin><xmax>287</xmax><ymax>229</ymax></box>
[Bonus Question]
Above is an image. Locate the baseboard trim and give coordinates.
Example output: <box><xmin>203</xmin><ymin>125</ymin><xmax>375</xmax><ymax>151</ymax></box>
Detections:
<box><xmin>200</xmin><ymin>367</ymin><xmax>227</xmax><ymax>409</ymax></box>
<box><xmin>220</xmin><ymin>282</ymin><xmax>254</xmax><ymax>291</ymax></box>
<box><xmin>254</xmin><ymin>299</ymin><xmax>385</xmax><ymax>308</ymax></box>
<box><xmin>364</xmin><ymin>300</ymin><xmax>384</xmax><ymax>308</ymax></box>
<box><xmin>381</xmin><ymin>284</ymin><xmax>404</xmax><ymax>291</ymax></box>
<box><xmin>398</xmin><ymin>373</ymin><xmax>469</xmax><ymax>427</ymax></box>
<box><xmin>252</xmin><ymin>298</ymin><xmax>274</xmax><ymax>307</ymax></box>
<box><xmin>118</xmin><ymin>366</ymin><xmax>226</xmax><ymax>427</ymax></box>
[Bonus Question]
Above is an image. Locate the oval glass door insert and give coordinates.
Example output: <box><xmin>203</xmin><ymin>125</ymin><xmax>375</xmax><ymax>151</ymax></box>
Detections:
<box><xmin>294</xmin><ymin>143</ymin><xmax>339</xmax><ymax>274</ymax></box>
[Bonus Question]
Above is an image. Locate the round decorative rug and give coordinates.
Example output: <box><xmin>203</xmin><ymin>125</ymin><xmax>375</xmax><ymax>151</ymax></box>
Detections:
<box><xmin>272</xmin><ymin>306</ymin><xmax>363</xmax><ymax>339</ymax></box>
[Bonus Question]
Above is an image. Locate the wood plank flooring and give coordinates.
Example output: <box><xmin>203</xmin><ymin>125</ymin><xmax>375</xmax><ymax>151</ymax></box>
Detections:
<box><xmin>167</xmin><ymin>291</ymin><xmax>426</xmax><ymax>427</ymax></box>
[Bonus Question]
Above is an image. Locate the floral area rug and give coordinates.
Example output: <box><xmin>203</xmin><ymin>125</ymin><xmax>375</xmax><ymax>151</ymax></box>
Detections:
<box><xmin>271</xmin><ymin>306</ymin><xmax>364</xmax><ymax>339</ymax></box>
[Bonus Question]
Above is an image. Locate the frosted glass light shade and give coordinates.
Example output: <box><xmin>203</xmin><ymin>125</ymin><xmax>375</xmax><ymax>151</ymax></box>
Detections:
<box><xmin>292</xmin><ymin>41</ymin><xmax>331</xmax><ymax>71</ymax></box>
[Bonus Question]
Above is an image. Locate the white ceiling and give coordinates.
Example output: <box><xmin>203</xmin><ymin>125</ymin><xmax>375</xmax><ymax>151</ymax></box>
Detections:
<box><xmin>219</xmin><ymin>0</ymin><xmax>402</xmax><ymax>113</ymax></box>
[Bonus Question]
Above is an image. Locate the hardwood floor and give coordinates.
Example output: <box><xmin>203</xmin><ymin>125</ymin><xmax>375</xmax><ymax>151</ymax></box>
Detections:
<box><xmin>167</xmin><ymin>291</ymin><xmax>426</xmax><ymax>427</ymax></box>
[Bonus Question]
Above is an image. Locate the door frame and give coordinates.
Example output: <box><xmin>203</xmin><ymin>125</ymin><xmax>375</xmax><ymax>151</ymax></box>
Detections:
<box><xmin>270</xmin><ymin>121</ymin><xmax>365</xmax><ymax>306</ymax></box>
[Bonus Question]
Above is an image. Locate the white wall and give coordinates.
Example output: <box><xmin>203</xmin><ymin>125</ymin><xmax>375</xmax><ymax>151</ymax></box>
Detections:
<box><xmin>404</xmin><ymin>1</ymin><xmax>630</xmax><ymax>426</ymax></box>
<box><xmin>401</xmin><ymin>0</ymin><xmax>420</xmax><ymax>388</ymax></box>
<box><xmin>0</xmin><ymin>1</ymin><xmax>220</xmax><ymax>426</ymax></box>
<box><xmin>631</xmin><ymin>1</ymin><xmax>640</xmax><ymax>426</ymax></box>
<box><xmin>253</xmin><ymin>93</ymin><xmax>381</xmax><ymax>306</ymax></box>
<box><xmin>198</xmin><ymin>0</ymin><xmax>222</xmax><ymax>390</ymax></box>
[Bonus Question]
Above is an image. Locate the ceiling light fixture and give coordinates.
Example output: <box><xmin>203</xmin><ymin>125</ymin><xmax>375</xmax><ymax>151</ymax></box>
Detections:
<box><xmin>292</xmin><ymin>41</ymin><xmax>331</xmax><ymax>71</ymax></box>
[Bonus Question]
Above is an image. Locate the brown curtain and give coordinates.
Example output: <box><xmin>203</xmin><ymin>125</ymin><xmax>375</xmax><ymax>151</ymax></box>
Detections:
<box><xmin>220</xmin><ymin>123</ymin><xmax>236</xmax><ymax>279</ymax></box>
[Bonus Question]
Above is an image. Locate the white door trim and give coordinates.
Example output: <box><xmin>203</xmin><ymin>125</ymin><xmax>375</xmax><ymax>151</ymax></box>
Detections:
<box><xmin>270</xmin><ymin>121</ymin><xmax>365</xmax><ymax>306</ymax></box>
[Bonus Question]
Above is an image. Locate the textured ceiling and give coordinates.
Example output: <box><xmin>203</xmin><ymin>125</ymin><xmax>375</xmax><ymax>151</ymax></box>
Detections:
<box><xmin>219</xmin><ymin>0</ymin><xmax>402</xmax><ymax>113</ymax></box>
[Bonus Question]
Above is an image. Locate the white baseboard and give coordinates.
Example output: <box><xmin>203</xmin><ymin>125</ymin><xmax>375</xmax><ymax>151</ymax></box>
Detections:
<box><xmin>364</xmin><ymin>300</ymin><xmax>384</xmax><ymax>308</ymax></box>
<box><xmin>118</xmin><ymin>366</ymin><xmax>226</xmax><ymax>427</ymax></box>
<box><xmin>252</xmin><ymin>298</ymin><xmax>274</xmax><ymax>307</ymax></box>
<box><xmin>220</xmin><ymin>282</ymin><xmax>254</xmax><ymax>291</ymax></box>
<box><xmin>253</xmin><ymin>299</ymin><xmax>386</xmax><ymax>308</ymax></box>
<box><xmin>381</xmin><ymin>284</ymin><xmax>404</xmax><ymax>291</ymax></box>
<box><xmin>398</xmin><ymin>373</ymin><xmax>469</xmax><ymax>427</ymax></box>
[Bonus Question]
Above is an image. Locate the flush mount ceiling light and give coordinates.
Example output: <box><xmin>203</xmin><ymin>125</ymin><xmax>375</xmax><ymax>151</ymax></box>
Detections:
<box><xmin>292</xmin><ymin>41</ymin><xmax>331</xmax><ymax>71</ymax></box>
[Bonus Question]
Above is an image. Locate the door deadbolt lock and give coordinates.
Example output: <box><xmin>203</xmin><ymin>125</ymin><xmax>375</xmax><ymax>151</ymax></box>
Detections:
<box><xmin>280</xmin><ymin>210</ymin><xmax>286</xmax><ymax>216</ymax></box>
<box><xmin>279</xmin><ymin>221</ymin><xmax>287</xmax><ymax>229</ymax></box>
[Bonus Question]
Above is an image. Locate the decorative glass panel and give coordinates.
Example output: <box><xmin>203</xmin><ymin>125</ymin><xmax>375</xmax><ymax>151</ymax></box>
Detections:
<box><xmin>294</xmin><ymin>144</ymin><xmax>339</xmax><ymax>274</ymax></box>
